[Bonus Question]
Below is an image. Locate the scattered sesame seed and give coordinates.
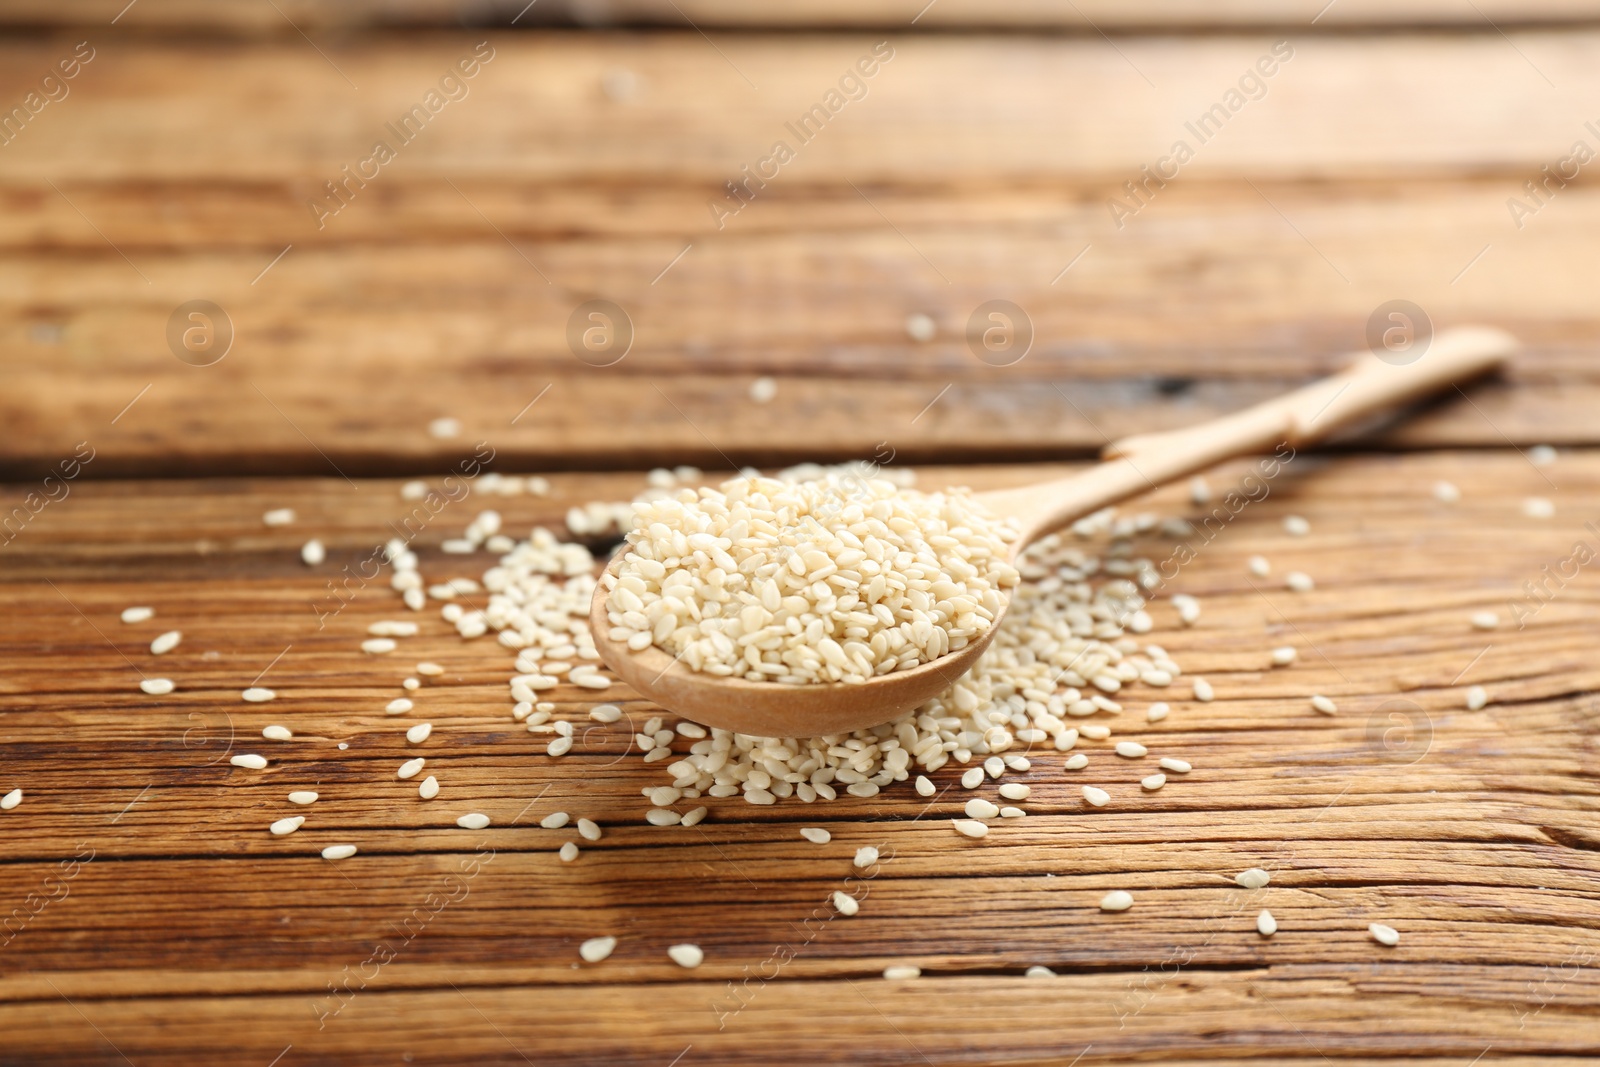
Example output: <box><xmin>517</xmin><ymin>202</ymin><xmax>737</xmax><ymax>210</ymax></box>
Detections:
<box><xmin>541</xmin><ymin>812</ymin><xmax>570</xmax><ymax>829</ymax></box>
<box><xmin>1082</xmin><ymin>785</ymin><xmax>1110</xmax><ymax>807</ymax></box>
<box><xmin>914</xmin><ymin>775</ymin><xmax>936</xmax><ymax>797</ymax></box>
<box><xmin>998</xmin><ymin>783</ymin><xmax>1031</xmax><ymax>800</ymax></box>
<box><xmin>668</xmin><ymin>944</ymin><xmax>705</xmax><ymax>968</ymax></box>
<box><xmin>589</xmin><ymin>704</ymin><xmax>623</xmax><ymax>723</ymax></box>
<box><xmin>418</xmin><ymin>775</ymin><xmax>439</xmax><ymax>800</ymax></box>
<box><xmin>964</xmin><ymin>798</ymin><xmax>1000</xmax><ymax>819</ymax></box>
<box><xmin>397</xmin><ymin>757</ymin><xmax>425</xmax><ymax>779</ymax></box>
<box><xmin>269</xmin><ymin>816</ymin><xmax>304</xmax><ymax>836</ymax></box>
<box><xmin>1189</xmin><ymin>476</ymin><xmax>1211</xmax><ymax>504</ymax></box>
<box><xmin>1471</xmin><ymin>611</ymin><xmax>1499</xmax><ymax>630</ymax></box>
<box><xmin>1466</xmin><ymin>685</ymin><xmax>1489</xmax><ymax>711</ymax></box>
<box><xmin>242</xmin><ymin>687</ymin><xmax>276</xmax><ymax>703</ymax></box>
<box><xmin>883</xmin><ymin>965</ymin><xmax>922</xmax><ymax>980</ymax></box>
<box><xmin>140</xmin><ymin>678</ymin><xmax>174</xmax><ymax>695</ymax></box>
<box><xmin>1369</xmin><ymin>922</ymin><xmax>1400</xmax><ymax>946</ymax></box>
<box><xmin>999</xmin><ymin>806</ymin><xmax>1026</xmax><ymax>818</ymax></box>
<box><xmin>951</xmin><ymin>818</ymin><xmax>989</xmax><ymax>839</ymax></box>
<box><xmin>288</xmin><ymin>791</ymin><xmax>318</xmax><ymax>805</ymax></box>
<box><xmin>263</xmin><ymin>508</ymin><xmax>295</xmax><ymax>527</ymax></box>
<box><xmin>1064</xmin><ymin>754</ymin><xmax>1089</xmax><ymax>771</ymax></box>
<box><xmin>1146</xmin><ymin>702</ymin><xmax>1169</xmax><ymax>722</ymax></box>
<box><xmin>1192</xmin><ymin>678</ymin><xmax>1214</xmax><ymax>702</ymax></box>
<box><xmin>831</xmin><ymin>891</ymin><xmax>860</xmax><ymax>917</ymax></box>
<box><xmin>1248</xmin><ymin>555</ymin><xmax>1271</xmax><ymax>577</ymax></box>
<box><xmin>262</xmin><ymin>725</ymin><xmax>293</xmax><ymax>741</ymax></box>
<box><xmin>1025</xmin><ymin>966</ymin><xmax>1056</xmax><ymax>978</ymax></box>
<box><xmin>121</xmin><ymin>606</ymin><xmax>154</xmax><ymax>624</ymax></box>
<box><xmin>362</xmin><ymin>638</ymin><xmax>397</xmax><ymax>655</ymax></box>
<box><xmin>1283</xmin><ymin>515</ymin><xmax>1310</xmax><ymax>536</ymax></box>
<box><xmin>403</xmin><ymin>677</ymin><xmax>421</xmax><ymax>691</ymax></box>
<box><xmin>960</xmin><ymin>767</ymin><xmax>985</xmax><ymax>789</ymax></box>
<box><xmin>854</xmin><ymin>846</ymin><xmax>880</xmax><ymax>868</ymax></box>
<box><xmin>1080</xmin><ymin>724</ymin><xmax>1110</xmax><ymax>740</ymax></box>
<box><xmin>1286</xmin><ymin>571</ymin><xmax>1315</xmax><ymax>592</ymax></box>
<box><xmin>401</xmin><ymin>480</ymin><xmax>428</xmax><ymax>501</ymax></box>
<box><xmin>905</xmin><ymin>312</ymin><xmax>937</xmax><ymax>342</ymax></box>
<box><xmin>1099</xmin><ymin>890</ymin><xmax>1133</xmax><ymax>911</ymax></box>
<box><xmin>150</xmin><ymin>630</ymin><xmax>182</xmax><ymax>655</ymax></box>
<box><xmin>1236</xmin><ymin>868</ymin><xmax>1270</xmax><ymax>889</ymax></box>
<box><xmin>1522</xmin><ymin>497</ymin><xmax>1554</xmax><ymax>519</ymax></box>
<box><xmin>386</xmin><ymin>698</ymin><xmax>414</xmax><ymax>715</ymax></box>
<box><xmin>1270</xmin><ymin>646</ymin><xmax>1297</xmax><ymax>666</ymax></box>
<box><xmin>1158</xmin><ymin>757</ymin><xmax>1191</xmax><ymax>773</ymax></box>
<box><xmin>1114</xmin><ymin>741</ymin><xmax>1147</xmax><ymax>758</ymax></box>
<box><xmin>1142</xmin><ymin>774</ymin><xmax>1165</xmax><ymax>790</ymax></box>
<box><xmin>645</xmin><ymin>808</ymin><xmax>682</xmax><ymax>825</ymax></box>
<box><xmin>559</xmin><ymin>842</ymin><xmax>580</xmax><ymax>861</ymax></box>
<box><xmin>0</xmin><ymin>788</ymin><xmax>20</xmax><ymax>811</ymax></box>
<box><xmin>548</xmin><ymin>736</ymin><xmax>573</xmax><ymax>757</ymax></box>
<box><xmin>301</xmin><ymin>539</ymin><xmax>325</xmax><ymax>566</ymax></box>
<box><xmin>321</xmin><ymin>844</ymin><xmax>357</xmax><ymax>860</ymax></box>
<box><xmin>579</xmin><ymin>936</ymin><xmax>616</xmax><ymax>963</ymax></box>
<box><xmin>1432</xmin><ymin>480</ymin><xmax>1460</xmax><ymax>503</ymax></box>
<box><xmin>1257</xmin><ymin>910</ymin><xmax>1277</xmax><ymax>936</ymax></box>
<box><xmin>749</xmin><ymin>376</ymin><xmax>778</xmax><ymax>403</ymax></box>
<box><xmin>230</xmin><ymin>754</ymin><xmax>268</xmax><ymax>770</ymax></box>
<box><xmin>427</xmin><ymin>417</ymin><xmax>461</xmax><ymax>439</ymax></box>
<box><xmin>800</xmin><ymin>828</ymin><xmax>831</xmax><ymax>844</ymax></box>
<box><xmin>1310</xmin><ymin>694</ymin><xmax>1337</xmax><ymax>715</ymax></box>
<box><xmin>416</xmin><ymin>662</ymin><xmax>444</xmax><ymax>676</ymax></box>
<box><xmin>577</xmin><ymin>817</ymin><xmax>603</xmax><ymax>840</ymax></box>
<box><xmin>457</xmin><ymin>813</ymin><xmax>491</xmax><ymax>830</ymax></box>
<box><xmin>405</xmin><ymin>723</ymin><xmax>432</xmax><ymax>744</ymax></box>
<box><xmin>1528</xmin><ymin>444</ymin><xmax>1557</xmax><ymax>467</ymax></box>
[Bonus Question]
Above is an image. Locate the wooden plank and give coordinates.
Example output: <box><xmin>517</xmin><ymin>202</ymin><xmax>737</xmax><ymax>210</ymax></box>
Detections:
<box><xmin>0</xmin><ymin>455</ymin><xmax>1597</xmax><ymax>1062</ymax></box>
<box><xmin>9</xmin><ymin>0</ymin><xmax>1600</xmax><ymax>32</ymax></box>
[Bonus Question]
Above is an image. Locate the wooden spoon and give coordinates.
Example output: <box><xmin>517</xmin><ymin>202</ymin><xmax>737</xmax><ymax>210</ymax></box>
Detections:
<box><xmin>591</xmin><ymin>326</ymin><xmax>1514</xmax><ymax>736</ymax></box>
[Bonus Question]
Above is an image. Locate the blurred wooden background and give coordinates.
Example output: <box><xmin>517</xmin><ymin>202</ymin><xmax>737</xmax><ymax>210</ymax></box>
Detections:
<box><xmin>2</xmin><ymin>3</ymin><xmax>1599</xmax><ymax>1065</ymax></box>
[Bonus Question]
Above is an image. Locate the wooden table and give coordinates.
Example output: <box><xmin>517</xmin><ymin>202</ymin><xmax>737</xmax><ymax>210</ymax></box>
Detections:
<box><xmin>2</xmin><ymin>3</ymin><xmax>1598</xmax><ymax>1063</ymax></box>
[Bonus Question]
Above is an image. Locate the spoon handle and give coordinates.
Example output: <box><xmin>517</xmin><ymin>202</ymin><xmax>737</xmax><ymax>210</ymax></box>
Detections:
<box><xmin>981</xmin><ymin>325</ymin><xmax>1516</xmax><ymax>544</ymax></box>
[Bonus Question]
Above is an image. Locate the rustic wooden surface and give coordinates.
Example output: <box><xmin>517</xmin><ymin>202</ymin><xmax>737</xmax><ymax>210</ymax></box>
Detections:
<box><xmin>4</xmin><ymin>3</ymin><xmax>1600</xmax><ymax>1063</ymax></box>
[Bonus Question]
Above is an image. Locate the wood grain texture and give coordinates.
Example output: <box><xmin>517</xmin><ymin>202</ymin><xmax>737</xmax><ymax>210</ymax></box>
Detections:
<box><xmin>1</xmin><ymin>455</ymin><xmax>1597</xmax><ymax>1062</ymax></box>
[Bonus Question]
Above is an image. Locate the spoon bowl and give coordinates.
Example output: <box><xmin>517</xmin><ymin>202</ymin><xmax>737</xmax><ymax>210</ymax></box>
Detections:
<box><xmin>591</xmin><ymin>327</ymin><xmax>1514</xmax><ymax>737</ymax></box>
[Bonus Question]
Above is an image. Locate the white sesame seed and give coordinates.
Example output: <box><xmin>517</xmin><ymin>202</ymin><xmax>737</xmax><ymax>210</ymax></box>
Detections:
<box><xmin>1236</xmin><ymin>868</ymin><xmax>1270</xmax><ymax>889</ymax></box>
<box><xmin>1257</xmin><ymin>910</ymin><xmax>1277</xmax><ymax>936</ymax></box>
<box><xmin>749</xmin><ymin>376</ymin><xmax>778</xmax><ymax>403</ymax></box>
<box><xmin>905</xmin><ymin>312</ymin><xmax>937</xmax><ymax>342</ymax></box>
<box><xmin>150</xmin><ymin>630</ymin><xmax>182</xmax><ymax>655</ymax></box>
<box><xmin>548</xmin><ymin>736</ymin><xmax>573</xmax><ymax>757</ymax></box>
<box><xmin>242</xmin><ymin>687</ymin><xmax>276</xmax><ymax>703</ymax></box>
<box><xmin>1310</xmin><ymin>694</ymin><xmax>1337</xmax><ymax>715</ymax></box>
<box><xmin>646</xmin><ymin>808</ymin><xmax>682</xmax><ymax>825</ymax></box>
<box><xmin>883</xmin><ymin>965</ymin><xmax>922</xmax><ymax>980</ymax></box>
<box><xmin>1369</xmin><ymin>922</ymin><xmax>1400</xmax><ymax>946</ymax></box>
<box><xmin>269</xmin><ymin>816</ymin><xmax>304</xmax><ymax>836</ymax></box>
<box><xmin>1466</xmin><ymin>685</ymin><xmax>1489</xmax><ymax>710</ymax></box>
<box><xmin>140</xmin><ymin>678</ymin><xmax>174</xmax><ymax>695</ymax></box>
<box><xmin>831</xmin><ymin>891</ymin><xmax>860</xmax><ymax>917</ymax></box>
<box><xmin>1189</xmin><ymin>476</ymin><xmax>1211</xmax><ymax>504</ymax></box>
<box><xmin>1192</xmin><ymin>678</ymin><xmax>1214</xmax><ymax>702</ymax></box>
<box><xmin>362</xmin><ymin>638</ymin><xmax>397</xmax><ymax>655</ymax></box>
<box><xmin>418</xmin><ymin>775</ymin><xmax>439</xmax><ymax>800</ymax></box>
<box><xmin>457</xmin><ymin>813</ymin><xmax>491</xmax><ymax>830</ymax></box>
<box><xmin>121</xmin><ymin>606</ymin><xmax>154</xmax><ymax>624</ymax></box>
<box><xmin>1064</xmin><ymin>754</ymin><xmax>1089</xmax><ymax>771</ymax></box>
<box><xmin>589</xmin><ymin>704</ymin><xmax>623</xmax><ymax>723</ymax></box>
<box><xmin>1171</xmin><ymin>594</ymin><xmax>1201</xmax><ymax>626</ymax></box>
<box><xmin>951</xmin><ymin>818</ymin><xmax>989</xmax><ymax>839</ymax></box>
<box><xmin>668</xmin><ymin>943</ymin><xmax>705</xmax><ymax>968</ymax></box>
<box><xmin>401</xmin><ymin>479</ymin><xmax>428</xmax><ymax>500</ymax></box>
<box><xmin>800</xmin><ymin>828</ymin><xmax>831</xmax><ymax>844</ymax></box>
<box><xmin>1141</xmin><ymin>773</ymin><xmax>1166</xmax><ymax>790</ymax></box>
<box><xmin>541</xmin><ymin>812</ymin><xmax>570</xmax><ymax>829</ymax></box>
<box><xmin>580</xmin><ymin>936</ymin><xmax>616</xmax><ymax>963</ymax></box>
<box><xmin>288</xmin><ymin>791</ymin><xmax>318</xmax><ymax>805</ymax></box>
<box><xmin>321</xmin><ymin>844</ymin><xmax>357</xmax><ymax>860</ymax></box>
<box><xmin>416</xmin><ymin>662</ymin><xmax>445</xmax><ymax>676</ymax></box>
<box><xmin>1284</xmin><ymin>515</ymin><xmax>1310</xmax><ymax>536</ymax></box>
<box><xmin>998</xmin><ymin>783</ymin><xmax>1031</xmax><ymax>800</ymax></box>
<box><xmin>1158</xmin><ymin>757</ymin><xmax>1191</xmax><ymax>773</ymax></box>
<box><xmin>1522</xmin><ymin>497</ymin><xmax>1556</xmax><ymax>519</ymax></box>
<box><xmin>999</xmin><ymin>806</ymin><xmax>1025</xmax><ymax>818</ymax></box>
<box><xmin>263</xmin><ymin>508</ymin><xmax>295</xmax><ymax>527</ymax></box>
<box><xmin>406</xmin><ymin>723</ymin><xmax>432</xmax><ymax>744</ymax></box>
<box><xmin>386</xmin><ymin>698</ymin><xmax>414</xmax><ymax>716</ymax></box>
<box><xmin>914</xmin><ymin>775</ymin><xmax>936</xmax><ymax>797</ymax></box>
<box><xmin>1114</xmin><ymin>741</ymin><xmax>1147</xmax><ymax>758</ymax></box>
<box><xmin>554</xmin><ymin>841</ymin><xmax>578</xmax><ymax>861</ymax></box>
<box><xmin>1025</xmin><ymin>965</ymin><xmax>1056</xmax><ymax>978</ymax></box>
<box><xmin>1247</xmin><ymin>555</ymin><xmax>1271</xmax><ymax>577</ymax></box>
<box><xmin>1286</xmin><ymin>571</ymin><xmax>1315</xmax><ymax>591</ymax></box>
<box><xmin>428</xmin><ymin>417</ymin><xmax>461</xmax><ymax>439</ymax></box>
<box><xmin>397</xmin><ymin>757</ymin><xmax>425</xmax><ymax>779</ymax></box>
<box><xmin>1082</xmin><ymin>785</ymin><xmax>1109</xmax><ymax>807</ymax></box>
<box><xmin>1146</xmin><ymin>702</ymin><xmax>1169</xmax><ymax>722</ymax></box>
<box><xmin>1270</xmin><ymin>646</ymin><xmax>1297</xmax><ymax>666</ymax></box>
<box><xmin>368</xmin><ymin>621</ymin><xmax>420</xmax><ymax>637</ymax></box>
<box><xmin>1432</xmin><ymin>480</ymin><xmax>1460</xmax><ymax>503</ymax></box>
<box><xmin>964</xmin><ymin>798</ymin><xmax>1000</xmax><ymax>819</ymax></box>
<box><xmin>960</xmin><ymin>767</ymin><xmax>984</xmax><ymax>789</ymax></box>
<box><xmin>1099</xmin><ymin>890</ymin><xmax>1133</xmax><ymax>911</ymax></box>
<box><xmin>1080</xmin><ymin>724</ymin><xmax>1110</xmax><ymax>740</ymax></box>
<box><xmin>230</xmin><ymin>754</ymin><xmax>267</xmax><ymax>770</ymax></box>
<box><xmin>577</xmin><ymin>817</ymin><xmax>603</xmax><ymax>840</ymax></box>
<box><xmin>1529</xmin><ymin>444</ymin><xmax>1557</xmax><ymax>466</ymax></box>
<box><xmin>403</xmin><ymin>677</ymin><xmax>420</xmax><ymax>691</ymax></box>
<box><xmin>301</xmin><ymin>539</ymin><xmax>325</xmax><ymax>566</ymax></box>
<box><xmin>0</xmin><ymin>788</ymin><xmax>20</xmax><ymax>811</ymax></box>
<box><xmin>262</xmin><ymin>725</ymin><xmax>293</xmax><ymax>741</ymax></box>
<box><xmin>1471</xmin><ymin>611</ymin><xmax>1499</xmax><ymax>631</ymax></box>
<box><xmin>854</xmin><ymin>846</ymin><xmax>880</xmax><ymax>868</ymax></box>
